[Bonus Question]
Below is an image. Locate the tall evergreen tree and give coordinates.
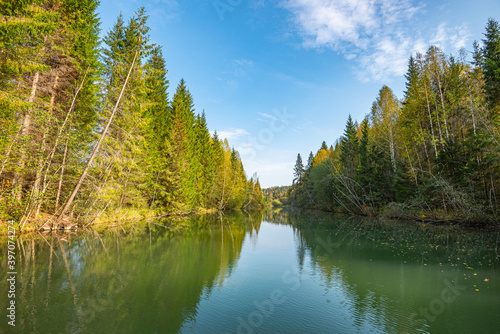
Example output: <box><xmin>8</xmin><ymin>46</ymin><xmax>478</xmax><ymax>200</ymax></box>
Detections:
<box><xmin>340</xmin><ymin>115</ymin><xmax>359</xmax><ymax>176</ymax></box>
<box><xmin>482</xmin><ymin>18</ymin><xmax>500</xmax><ymax>112</ymax></box>
<box><xmin>306</xmin><ymin>152</ymin><xmax>314</xmax><ymax>170</ymax></box>
<box><xmin>144</xmin><ymin>46</ymin><xmax>171</xmax><ymax>211</ymax></box>
<box><xmin>293</xmin><ymin>153</ymin><xmax>305</xmax><ymax>184</ymax></box>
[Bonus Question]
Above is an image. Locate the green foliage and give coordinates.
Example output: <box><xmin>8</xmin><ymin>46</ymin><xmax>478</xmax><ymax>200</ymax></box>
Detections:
<box><xmin>288</xmin><ymin>22</ymin><xmax>500</xmax><ymax>223</ymax></box>
<box><xmin>482</xmin><ymin>18</ymin><xmax>500</xmax><ymax>111</ymax></box>
<box><xmin>293</xmin><ymin>153</ymin><xmax>304</xmax><ymax>184</ymax></box>
<box><xmin>263</xmin><ymin>186</ymin><xmax>290</xmax><ymax>206</ymax></box>
<box><xmin>340</xmin><ymin>115</ymin><xmax>359</xmax><ymax>176</ymax></box>
<box><xmin>0</xmin><ymin>6</ymin><xmax>262</xmax><ymax>226</ymax></box>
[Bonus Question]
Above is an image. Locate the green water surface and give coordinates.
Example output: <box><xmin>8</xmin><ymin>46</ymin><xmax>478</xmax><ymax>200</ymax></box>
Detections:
<box><xmin>1</xmin><ymin>209</ymin><xmax>499</xmax><ymax>333</ymax></box>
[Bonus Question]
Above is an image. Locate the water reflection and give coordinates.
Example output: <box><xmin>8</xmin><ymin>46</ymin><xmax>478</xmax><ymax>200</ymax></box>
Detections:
<box><xmin>265</xmin><ymin>209</ymin><xmax>500</xmax><ymax>334</ymax></box>
<box><xmin>1</xmin><ymin>213</ymin><xmax>262</xmax><ymax>334</ymax></box>
<box><xmin>0</xmin><ymin>209</ymin><xmax>499</xmax><ymax>334</ymax></box>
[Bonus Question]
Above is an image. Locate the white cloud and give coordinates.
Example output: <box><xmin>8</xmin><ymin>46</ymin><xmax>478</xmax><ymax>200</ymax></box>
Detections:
<box><xmin>145</xmin><ymin>0</ymin><xmax>180</xmax><ymax>21</ymax></box>
<box><xmin>219</xmin><ymin>58</ymin><xmax>255</xmax><ymax>91</ymax></box>
<box><xmin>430</xmin><ymin>23</ymin><xmax>469</xmax><ymax>50</ymax></box>
<box><xmin>282</xmin><ymin>0</ymin><xmax>469</xmax><ymax>81</ymax></box>
<box><xmin>234</xmin><ymin>59</ymin><xmax>254</xmax><ymax>67</ymax></box>
<box><xmin>217</xmin><ymin>128</ymin><xmax>249</xmax><ymax>140</ymax></box>
<box><xmin>257</xmin><ymin>112</ymin><xmax>279</xmax><ymax>121</ymax></box>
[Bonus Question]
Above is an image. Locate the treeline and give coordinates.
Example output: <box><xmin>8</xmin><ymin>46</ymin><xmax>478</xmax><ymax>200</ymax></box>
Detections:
<box><xmin>289</xmin><ymin>19</ymin><xmax>500</xmax><ymax>224</ymax></box>
<box><xmin>262</xmin><ymin>186</ymin><xmax>290</xmax><ymax>207</ymax></box>
<box><xmin>0</xmin><ymin>2</ymin><xmax>263</xmax><ymax>229</ymax></box>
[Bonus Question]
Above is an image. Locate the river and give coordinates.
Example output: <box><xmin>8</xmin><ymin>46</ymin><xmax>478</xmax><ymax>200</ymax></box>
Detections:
<box><xmin>1</xmin><ymin>209</ymin><xmax>499</xmax><ymax>333</ymax></box>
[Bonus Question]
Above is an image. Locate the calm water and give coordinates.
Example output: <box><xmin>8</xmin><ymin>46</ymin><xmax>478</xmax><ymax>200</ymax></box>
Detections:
<box><xmin>1</xmin><ymin>209</ymin><xmax>499</xmax><ymax>333</ymax></box>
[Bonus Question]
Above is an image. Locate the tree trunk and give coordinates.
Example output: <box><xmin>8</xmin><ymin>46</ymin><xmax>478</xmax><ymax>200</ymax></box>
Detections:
<box><xmin>57</xmin><ymin>50</ymin><xmax>139</xmax><ymax>221</ymax></box>
<box><xmin>405</xmin><ymin>144</ymin><xmax>418</xmax><ymax>185</ymax></box>
<box><xmin>32</xmin><ymin>128</ymin><xmax>48</xmax><ymax>218</ymax></box>
<box><xmin>14</xmin><ymin>72</ymin><xmax>40</xmax><ymax>202</ymax></box>
<box><xmin>55</xmin><ymin>135</ymin><xmax>69</xmax><ymax>212</ymax></box>
<box><xmin>434</xmin><ymin>100</ymin><xmax>444</xmax><ymax>147</ymax></box>
<box><xmin>467</xmin><ymin>78</ymin><xmax>478</xmax><ymax>136</ymax></box>
<box><xmin>436</xmin><ymin>73</ymin><xmax>450</xmax><ymax>139</ymax></box>
<box><xmin>389</xmin><ymin>128</ymin><xmax>396</xmax><ymax>173</ymax></box>
<box><xmin>422</xmin><ymin>80</ymin><xmax>438</xmax><ymax>158</ymax></box>
<box><xmin>32</xmin><ymin>73</ymin><xmax>60</xmax><ymax>218</ymax></box>
<box><xmin>0</xmin><ymin>123</ymin><xmax>23</xmax><ymax>177</ymax></box>
<box><xmin>419</xmin><ymin>123</ymin><xmax>430</xmax><ymax>166</ymax></box>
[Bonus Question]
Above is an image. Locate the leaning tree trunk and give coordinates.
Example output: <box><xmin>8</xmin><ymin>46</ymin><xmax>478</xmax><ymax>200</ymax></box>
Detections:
<box><xmin>56</xmin><ymin>50</ymin><xmax>139</xmax><ymax>222</ymax></box>
<box><xmin>55</xmin><ymin>135</ymin><xmax>69</xmax><ymax>212</ymax></box>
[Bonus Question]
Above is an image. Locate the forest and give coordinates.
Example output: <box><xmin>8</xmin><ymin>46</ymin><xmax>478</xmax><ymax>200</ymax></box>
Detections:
<box><xmin>263</xmin><ymin>186</ymin><xmax>290</xmax><ymax>207</ymax></box>
<box><xmin>0</xmin><ymin>1</ymin><xmax>264</xmax><ymax>231</ymax></box>
<box><xmin>288</xmin><ymin>18</ymin><xmax>500</xmax><ymax>224</ymax></box>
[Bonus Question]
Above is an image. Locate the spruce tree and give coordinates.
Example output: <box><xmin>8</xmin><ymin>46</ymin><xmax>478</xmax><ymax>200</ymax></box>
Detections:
<box><xmin>482</xmin><ymin>18</ymin><xmax>500</xmax><ymax>112</ymax></box>
<box><xmin>293</xmin><ymin>153</ymin><xmax>305</xmax><ymax>184</ymax></box>
<box><xmin>340</xmin><ymin>115</ymin><xmax>359</xmax><ymax>175</ymax></box>
<box><xmin>144</xmin><ymin>46</ymin><xmax>171</xmax><ymax>210</ymax></box>
<box><xmin>306</xmin><ymin>152</ymin><xmax>314</xmax><ymax>170</ymax></box>
<box><xmin>163</xmin><ymin>79</ymin><xmax>198</xmax><ymax>210</ymax></box>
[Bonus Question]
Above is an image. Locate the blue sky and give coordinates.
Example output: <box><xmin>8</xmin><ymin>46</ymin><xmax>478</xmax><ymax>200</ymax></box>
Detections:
<box><xmin>98</xmin><ymin>0</ymin><xmax>500</xmax><ymax>188</ymax></box>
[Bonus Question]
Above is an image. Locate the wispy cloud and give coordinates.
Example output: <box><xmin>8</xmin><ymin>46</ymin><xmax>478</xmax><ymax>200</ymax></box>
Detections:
<box><xmin>218</xmin><ymin>58</ymin><xmax>255</xmax><ymax>91</ymax></box>
<box><xmin>430</xmin><ymin>23</ymin><xmax>469</xmax><ymax>50</ymax></box>
<box><xmin>234</xmin><ymin>59</ymin><xmax>254</xmax><ymax>67</ymax></box>
<box><xmin>217</xmin><ymin>128</ymin><xmax>249</xmax><ymax>140</ymax></box>
<box><xmin>228</xmin><ymin>59</ymin><xmax>254</xmax><ymax>78</ymax></box>
<box><xmin>145</xmin><ymin>0</ymin><xmax>180</xmax><ymax>22</ymax></box>
<box><xmin>257</xmin><ymin>112</ymin><xmax>279</xmax><ymax>121</ymax></box>
<box><xmin>281</xmin><ymin>0</ymin><xmax>469</xmax><ymax>81</ymax></box>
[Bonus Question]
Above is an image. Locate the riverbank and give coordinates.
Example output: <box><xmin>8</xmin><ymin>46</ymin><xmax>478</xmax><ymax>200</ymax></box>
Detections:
<box><xmin>0</xmin><ymin>207</ymin><xmax>218</xmax><ymax>235</ymax></box>
<box><xmin>276</xmin><ymin>204</ymin><xmax>500</xmax><ymax>228</ymax></box>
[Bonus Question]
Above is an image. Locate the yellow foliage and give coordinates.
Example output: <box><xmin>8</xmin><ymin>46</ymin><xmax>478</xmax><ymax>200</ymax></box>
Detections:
<box><xmin>312</xmin><ymin>148</ymin><xmax>331</xmax><ymax>166</ymax></box>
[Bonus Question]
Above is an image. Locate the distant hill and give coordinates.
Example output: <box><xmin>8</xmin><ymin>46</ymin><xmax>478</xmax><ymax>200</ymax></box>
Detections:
<box><xmin>263</xmin><ymin>186</ymin><xmax>291</xmax><ymax>206</ymax></box>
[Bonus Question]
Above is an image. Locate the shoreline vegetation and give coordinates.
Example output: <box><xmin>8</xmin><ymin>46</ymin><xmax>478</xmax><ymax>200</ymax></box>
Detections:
<box><xmin>1</xmin><ymin>3</ymin><xmax>498</xmax><ymax>233</ymax></box>
<box><xmin>265</xmin><ymin>18</ymin><xmax>500</xmax><ymax>227</ymax></box>
<box><xmin>0</xmin><ymin>3</ymin><xmax>264</xmax><ymax>234</ymax></box>
<box><xmin>0</xmin><ymin>207</ymin><xmax>263</xmax><ymax>236</ymax></box>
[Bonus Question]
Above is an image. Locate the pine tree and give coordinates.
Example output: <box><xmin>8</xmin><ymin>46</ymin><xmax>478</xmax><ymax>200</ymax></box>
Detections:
<box><xmin>306</xmin><ymin>152</ymin><xmax>314</xmax><ymax>170</ymax></box>
<box><xmin>209</xmin><ymin>131</ymin><xmax>225</xmax><ymax>208</ymax></box>
<box><xmin>66</xmin><ymin>8</ymin><xmax>152</xmax><ymax>220</ymax></box>
<box><xmin>0</xmin><ymin>1</ymin><xmax>56</xmax><ymax>212</ymax></box>
<box><xmin>482</xmin><ymin>18</ymin><xmax>500</xmax><ymax>112</ymax></box>
<box><xmin>194</xmin><ymin>112</ymin><xmax>216</xmax><ymax>207</ymax></box>
<box><xmin>163</xmin><ymin>79</ymin><xmax>197</xmax><ymax>210</ymax></box>
<box><xmin>340</xmin><ymin>115</ymin><xmax>359</xmax><ymax>175</ymax></box>
<box><xmin>144</xmin><ymin>46</ymin><xmax>171</xmax><ymax>211</ymax></box>
<box><xmin>0</xmin><ymin>0</ymin><xmax>103</xmax><ymax>222</ymax></box>
<box><xmin>359</xmin><ymin>119</ymin><xmax>369</xmax><ymax>160</ymax></box>
<box><xmin>293</xmin><ymin>153</ymin><xmax>305</xmax><ymax>184</ymax></box>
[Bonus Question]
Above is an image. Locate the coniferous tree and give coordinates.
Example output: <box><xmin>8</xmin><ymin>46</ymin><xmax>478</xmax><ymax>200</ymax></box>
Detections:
<box><xmin>482</xmin><ymin>18</ymin><xmax>500</xmax><ymax>112</ymax></box>
<box><xmin>290</xmin><ymin>25</ymin><xmax>499</xmax><ymax>221</ymax></box>
<box><xmin>144</xmin><ymin>46</ymin><xmax>171</xmax><ymax>211</ymax></box>
<box><xmin>306</xmin><ymin>152</ymin><xmax>314</xmax><ymax>170</ymax></box>
<box><xmin>0</xmin><ymin>5</ymin><xmax>261</xmax><ymax>226</ymax></box>
<box><xmin>293</xmin><ymin>154</ymin><xmax>305</xmax><ymax>184</ymax></box>
<box><xmin>0</xmin><ymin>0</ymin><xmax>102</xmax><ymax>223</ymax></box>
<box><xmin>340</xmin><ymin>115</ymin><xmax>359</xmax><ymax>176</ymax></box>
